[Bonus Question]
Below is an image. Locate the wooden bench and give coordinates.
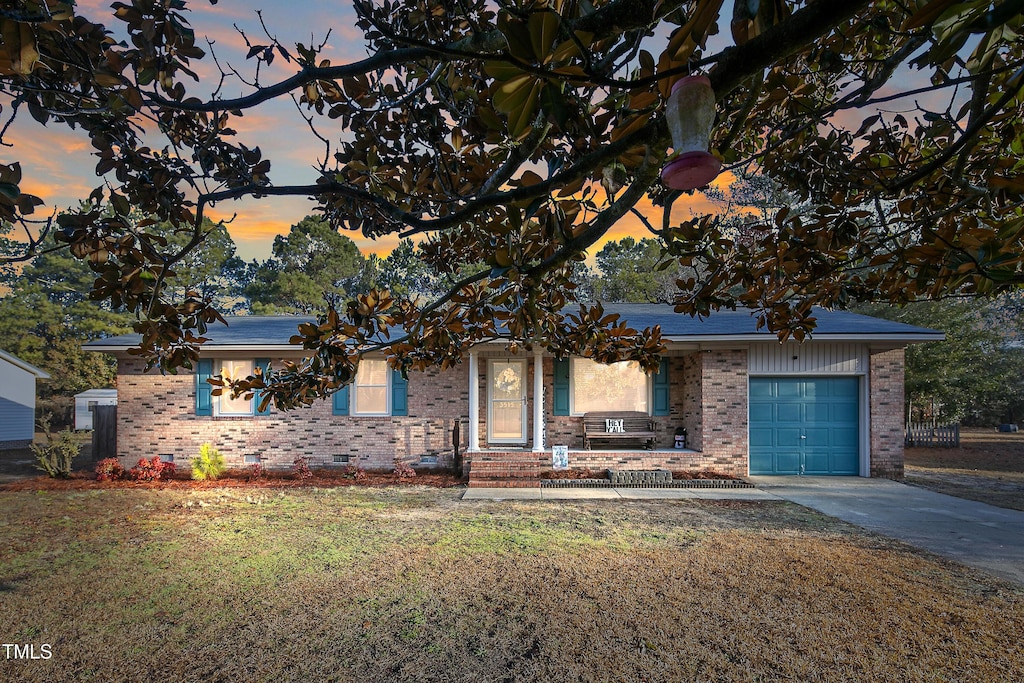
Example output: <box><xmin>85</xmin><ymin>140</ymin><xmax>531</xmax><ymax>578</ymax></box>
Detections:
<box><xmin>582</xmin><ymin>411</ymin><xmax>657</xmax><ymax>450</ymax></box>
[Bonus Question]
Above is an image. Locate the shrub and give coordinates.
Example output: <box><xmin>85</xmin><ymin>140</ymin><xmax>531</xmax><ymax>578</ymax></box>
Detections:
<box><xmin>340</xmin><ymin>464</ymin><xmax>367</xmax><ymax>482</ymax></box>
<box><xmin>129</xmin><ymin>457</ymin><xmax>175</xmax><ymax>482</ymax></box>
<box><xmin>191</xmin><ymin>443</ymin><xmax>226</xmax><ymax>481</ymax></box>
<box><xmin>393</xmin><ymin>458</ymin><xmax>416</xmax><ymax>480</ymax></box>
<box><xmin>31</xmin><ymin>413</ymin><xmax>81</xmax><ymax>478</ymax></box>
<box><xmin>292</xmin><ymin>457</ymin><xmax>313</xmax><ymax>480</ymax></box>
<box><xmin>95</xmin><ymin>458</ymin><xmax>125</xmax><ymax>482</ymax></box>
<box><xmin>248</xmin><ymin>462</ymin><xmax>265</xmax><ymax>481</ymax></box>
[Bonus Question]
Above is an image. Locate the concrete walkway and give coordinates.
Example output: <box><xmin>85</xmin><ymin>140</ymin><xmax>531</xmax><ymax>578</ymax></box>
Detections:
<box><xmin>464</xmin><ymin>478</ymin><xmax>1024</xmax><ymax>586</ymax></box>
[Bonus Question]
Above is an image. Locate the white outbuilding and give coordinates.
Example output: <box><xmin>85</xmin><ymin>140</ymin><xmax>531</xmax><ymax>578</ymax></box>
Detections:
<box><xmin>73</xmin><ymin>389</ymin><xmax>118</xmax><ymax>431</ymax></box>
<box><xmin>0</xmin><ymin>350</ymin><xmax>50</xmax><ymax>450</ymax></box>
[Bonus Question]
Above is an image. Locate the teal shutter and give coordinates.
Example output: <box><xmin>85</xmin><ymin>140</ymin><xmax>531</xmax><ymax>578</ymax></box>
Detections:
<box><xmin>553</xmin><ymin>358</ymin><xmax>570</xmax><ymax>416</ymax></box>
<box><xmin>653</xmin><ymin>358</ymin><xmax>670</xmax><ymax>416</ymax></box>
<box><xmin>332</xmin><ymin>385</ymin><xmax>350</xmax><ymax>416</ymax></box>
<box><xmin>195</xmin><ymin>359</ymin><xmax>213</xmax><ymax>416</ymax></box>
<box><xmin>254</xmin><ymin>358</ymin><xmax>271</xmax><ymax>415</ymax></box>
<box><xmin>391</xmin><ymin>369</ymin><xmax>408</xmax><ymax>416</ymax></box>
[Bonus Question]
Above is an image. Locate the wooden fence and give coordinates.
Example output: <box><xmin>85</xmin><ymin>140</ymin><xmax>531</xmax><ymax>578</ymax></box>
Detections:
<box><xmin>91</xmin><ymin>404</ymin><xmax>117</xmax><ymax>459</ymax></box>
<box><xmin>905</xmin><ymin>422</ymin><xmax>960</xmax><ymax>448</ymax></box>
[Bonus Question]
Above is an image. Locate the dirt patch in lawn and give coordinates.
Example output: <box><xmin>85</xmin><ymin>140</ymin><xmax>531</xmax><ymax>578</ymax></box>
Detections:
<box><xmin>905</xmin><ymin>428</ymin><xmax>1024</xmax><ymax>511</ymax></box>
<box><xmin>0</xmin><ymin>488</ymin><xmax>1021</xmax><ymax>682</ymax></box>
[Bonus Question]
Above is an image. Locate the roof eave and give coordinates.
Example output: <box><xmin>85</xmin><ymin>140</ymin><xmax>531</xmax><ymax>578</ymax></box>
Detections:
<box><xmin>0</xmin><ymin>349</ymin><xmax>51</xmax><ymax>379</ymax></box>
<box><xmin>662</xmin><ymin>333</ymin><xmax>946</xmax><ymax>344</ymax></box>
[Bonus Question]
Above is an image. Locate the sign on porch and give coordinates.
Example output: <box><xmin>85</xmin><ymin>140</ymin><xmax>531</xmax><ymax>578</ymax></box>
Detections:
<box><xmin>552</xmin><ymin>445</ymin><xmax>569</xmax><ymax>470</ymax></box>
<box><xmin>605</xmin><ymin>418</ymin><xmax>625</xmax><ymax>433</ymax></box>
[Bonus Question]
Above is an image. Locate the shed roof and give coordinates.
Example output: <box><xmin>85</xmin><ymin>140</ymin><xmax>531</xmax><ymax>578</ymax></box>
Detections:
<box><xmin>73</xmin><ymin>388</ymin><xmax>118</xmax><ymax>400</ymax></box>
<box><xmin>0</xmin><ymin>349</ymin><xmax>51</xmax><ymax>379</ymax></box>
<box><xmin>84</xmin><ymin>305</ymin><xmax>944</xmax><ymax>352</ymax></box>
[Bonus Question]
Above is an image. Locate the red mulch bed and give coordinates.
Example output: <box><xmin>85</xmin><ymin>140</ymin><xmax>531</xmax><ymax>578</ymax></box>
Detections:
<box><xmin>0</xmin><ymin>468</ymin><xmax>467</xmax><ymax>492</ymax></box>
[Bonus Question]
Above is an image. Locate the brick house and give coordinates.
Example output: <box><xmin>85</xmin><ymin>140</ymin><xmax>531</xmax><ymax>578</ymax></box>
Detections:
<box><xmin>85</xmin><ymin>305</ymin><xmax>942</xmax><ymax>482</ymax></box>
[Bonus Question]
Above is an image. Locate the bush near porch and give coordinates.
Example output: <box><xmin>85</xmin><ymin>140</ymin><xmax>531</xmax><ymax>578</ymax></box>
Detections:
<box><xmin>0</xmin><ymin>488</ymin><xmax>1021</xmax><ymax>682</ymax></box>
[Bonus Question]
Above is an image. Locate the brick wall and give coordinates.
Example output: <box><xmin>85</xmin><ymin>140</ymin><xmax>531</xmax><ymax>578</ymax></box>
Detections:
<box><xmin>697</xmin><ymin>349</ymin><xmax>749</xmax><ymax>474</ymax></box>
<box><xmin>869</xmin><ymin>348</ymin><xmax>905</xmax><ymax>479</ymax></box>
<box><xmin>116</xmin><ymin>356</ymin><xmax>468</xmax><ymax>471</ymax></box>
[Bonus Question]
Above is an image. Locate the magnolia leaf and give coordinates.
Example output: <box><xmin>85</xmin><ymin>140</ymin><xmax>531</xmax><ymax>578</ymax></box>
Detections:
<box><xmin>528</xmin><ymin>10</ymin><xmax>560</xmax><ymax>62</ymax></box>
<box><xmin>0</xmin><ymin>182</ymin><xmax>19</xmax><ymax>201</ymax></box>
<box><xmin>902</xmin><ymin>0</ymin><xmax>961</xmax><ymax>31</ymax></box>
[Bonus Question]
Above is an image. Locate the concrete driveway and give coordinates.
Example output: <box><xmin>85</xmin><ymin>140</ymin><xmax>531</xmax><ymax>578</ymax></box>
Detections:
<box><xmin>748</xmin><ymin>476</ymin><xmax>1024</xmax><ymax>587</ymax></box>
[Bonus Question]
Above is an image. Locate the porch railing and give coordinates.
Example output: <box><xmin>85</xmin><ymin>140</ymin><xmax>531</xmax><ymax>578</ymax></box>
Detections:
<box><xmin>905</xmin><ymin>422</ymin><xmax>960</xmax><ymax>448</ymax></box>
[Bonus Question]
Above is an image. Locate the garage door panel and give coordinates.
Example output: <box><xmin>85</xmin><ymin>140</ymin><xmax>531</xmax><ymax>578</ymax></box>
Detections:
<box><xmin>775</xmin><ymin>403</ymin><xmax>802</xmax><ymax>423</ymax></box>
<box><xmin>774</xmin><ymin>450</ymin><xmax>801</xmax><ymax>474</ymax></box>
<box><xmin>802</xmin><ymin>427</ymin><xmax>829</xmax><ymax>447</ymax></box>
<box><xmin>749</xmin><ymin>377</ymin><xmax>859</xmax><ymax>476</ymax></box>
<box><xmin>831</xmin><ymin>402</ymin><xmax>859</xmax><ymax>422</ymax></box>
<box><xmin>776</xmin><ymin>381</ymin><xmax>802</xmax><ymax>398</ymax></box>
<box><xmin>803</xmin><ymin>450</ymin><xmax>833</xmax><ymax>474</ymax></box>
<box><xmin>775</xmin><ymin>427</ymin><xmax>803</xmax><ymax>447</ymax></box>
<box><xmin>805</xmin><ymin>403</ymin><xmax>830</xmax><ymax>422</ymax></box>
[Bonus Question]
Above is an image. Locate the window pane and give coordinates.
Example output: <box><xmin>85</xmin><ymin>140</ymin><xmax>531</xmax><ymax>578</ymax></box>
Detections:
<box><xmin>219</xmin><ymin>360</ymin><xmax>254</xmax><ymax>415</ymax></box>
<box><xmin>355</xmin><ymin>386</ymin><xmax>387</xmax><ymax>414</ymax></box>
<box><xmin>572</xmin><ymin>359</ymin><xmax>648</xmax><ymax>414</ymax></box>
<box><xmin>357</xmin><ymin>359</ymin><xmax>389</xmax><ymax>386</ymax></box>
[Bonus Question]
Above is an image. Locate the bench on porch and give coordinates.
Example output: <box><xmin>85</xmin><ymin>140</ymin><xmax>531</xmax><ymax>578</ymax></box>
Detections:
<box><xmin>582</xmin><ymin>411</ymin><xmax>657</xmax><ymax>450</ymax></box>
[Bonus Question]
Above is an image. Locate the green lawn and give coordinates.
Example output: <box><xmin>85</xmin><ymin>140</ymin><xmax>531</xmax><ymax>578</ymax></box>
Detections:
<box><xmin>1</xmin><ymin>487</ymin><xmax>1022</xmax><ymax>682</ymax></box>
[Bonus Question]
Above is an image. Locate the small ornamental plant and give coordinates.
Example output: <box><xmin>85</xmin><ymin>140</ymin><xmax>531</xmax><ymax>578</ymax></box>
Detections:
<box><xmin>95</xmin><ymin>458</ymin><xmax>125</xmax><ymax>482</ymax></box>
<box><xmin>248</xmin><ymin>462</ymin><xmax>265</xmax><ymax>481</ymax></box>
<box><xmin>31</xmin><ymin>413</ymin><xmax>81</xmax><ymax>479</ymax></box>
<box><xmin>393</xmin><ymin>458</ymin><xmax>416</xmax><ymax>480</ymax></box>
<box><xmin>129</xmin><ymin>457</ymin><xmax>175</xmax><ymax>482</ymax></box>
<box><xmin>292</xmin><ymin>457</ymin><xmax>313</xmax><ymax>480</ymax></box>
<box><xmin>191</xmin><ymin>443</ymin><xmax>226</xmax><ymax>481</ymax></box>
<box><xmin>340</xmin><ymin>464</ymin><xmax>367</xmax><ymax>483</ymax></box>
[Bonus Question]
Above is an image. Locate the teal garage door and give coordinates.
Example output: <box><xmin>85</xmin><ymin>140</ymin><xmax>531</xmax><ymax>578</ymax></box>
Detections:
<box><xmin>749</xmin><ymin>377</ymin><xmax>860</xmax><ymax>475</ymax></box>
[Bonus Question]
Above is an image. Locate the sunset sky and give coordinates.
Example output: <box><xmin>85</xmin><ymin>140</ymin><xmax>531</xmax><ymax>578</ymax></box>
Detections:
<box><xmin>7</xmin><ymin>0</ymin><xmax>729</xmax><ymax>263</ymax></box>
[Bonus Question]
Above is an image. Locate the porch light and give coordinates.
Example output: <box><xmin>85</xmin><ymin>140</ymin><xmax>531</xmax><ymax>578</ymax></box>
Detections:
<box><xmin>661</xmin><ymin>75</ymin><xmax>721</xmax><ymax>191</ymax></box>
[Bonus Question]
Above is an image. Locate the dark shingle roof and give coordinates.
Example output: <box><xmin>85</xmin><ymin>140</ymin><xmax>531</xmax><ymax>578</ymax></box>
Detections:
<box><xmin>84</xmin><ymin>305</ymin><xmax>943</xmax><ymax>351</ymax></box>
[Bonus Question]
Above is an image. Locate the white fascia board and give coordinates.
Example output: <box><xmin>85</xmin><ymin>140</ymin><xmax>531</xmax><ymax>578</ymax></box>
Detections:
<box><xmin>662</xmin><ymin>333</ymin><xmax>945</xmax><ymax>345</ymax></box>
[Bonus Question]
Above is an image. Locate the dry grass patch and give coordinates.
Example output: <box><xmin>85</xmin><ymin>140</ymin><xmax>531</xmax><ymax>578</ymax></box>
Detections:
<box><xmin>906</xmin><ymin>428</ymin><xmax>1024</xmax><ymax>510</ymax></box>
<box><xmin>0</xmin><ymin>488</ymin><xmax>1022</xmax><ymax>682</ymax></box>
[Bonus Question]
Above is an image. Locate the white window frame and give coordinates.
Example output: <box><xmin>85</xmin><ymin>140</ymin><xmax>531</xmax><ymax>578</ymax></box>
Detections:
<box><xmin>214</xmin><ymin>359</ymin><xmax>257</xmax><ymax>416</ymax></box>
<box><xmin>568</xmin><ymin>357</ymin><xmax>652</xmax><ymax>417</ymax></box>
<box><xmin>352</xmin><ymin>359</ymin><xmax>390</xmax><ymax>416</ymax></box>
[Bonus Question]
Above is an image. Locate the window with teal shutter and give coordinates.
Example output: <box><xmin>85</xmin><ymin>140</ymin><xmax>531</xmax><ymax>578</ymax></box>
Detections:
<box><xmin>553</xmin><ymin>358</ymin><xmax>570</xmax><ymax>416</ymax></box>
<box><xmin>391</xmin><ymin>369</ymin><xmax>408</xmax><ymax>416</ymax></box>
<box><xmin>653</xmin><ymin>358</ymin><xmax>670</xmax><ymax>416</ymax></box>
<box><xmin>332</xmin><ymin>384</ymin><xmax>350</xmax><ymax>416</ymax></box>
<box><xmin>254</xmin><ymin>358</ymin><xmax>271</xmax><ymax>415</ymax></box>
<box><xmin>195</xmin><ymin>359</ymin><xmax>213</xmax><ymax>416</ymax></box>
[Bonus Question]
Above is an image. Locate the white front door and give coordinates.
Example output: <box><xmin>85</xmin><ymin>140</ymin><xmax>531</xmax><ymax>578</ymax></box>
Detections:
<box><xmin>488</xmin><ymin>359</ymin><xmax>527</xmax><ymax>444</ymax></box>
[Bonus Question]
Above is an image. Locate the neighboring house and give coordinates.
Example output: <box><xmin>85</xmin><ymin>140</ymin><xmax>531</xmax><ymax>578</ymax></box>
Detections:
<box><xmin>84</xmin><ymin>305</ymin><xmax>943</xmax><ymax>481</ymax></box>
<box><xmin>0</xmin><ymin>350</ymin><xmax>50</xmax><ymax>450</ymax></box>
<box><xmin>73</xmin><ymin>389</ymin><xmax>118</xmax><ymax>430</ymax></box>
